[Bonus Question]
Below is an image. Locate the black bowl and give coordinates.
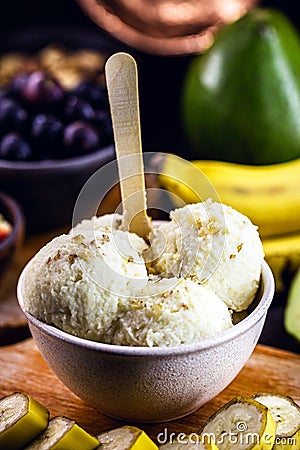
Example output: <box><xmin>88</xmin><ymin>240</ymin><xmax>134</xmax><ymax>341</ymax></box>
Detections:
<box><xmin>0</xmin><ymin>191</ymin><xmax>24</xmax><ymax>276</ymax></box>
<box><xmin>0</xmin><ymin>26</ymin><xmax>123</xmax><ymax>233</ymax></box>
<box><xmin>0</xmin><ymin>147</ymin><xmax>115</xmax><ymax>233</ymax></box>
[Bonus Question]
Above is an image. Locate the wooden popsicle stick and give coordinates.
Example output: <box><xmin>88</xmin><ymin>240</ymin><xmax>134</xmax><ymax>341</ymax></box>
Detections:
<box><xmin>105</xmin><ymin>52</ymin><xmax>152</xmax><ymax>240</ymax></box>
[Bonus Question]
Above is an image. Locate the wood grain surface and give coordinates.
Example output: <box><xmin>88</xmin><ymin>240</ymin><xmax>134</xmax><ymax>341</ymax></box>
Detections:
<box><xmin>0</xmin><ymin>339</ymin><xmax>299</xmax><ymax>444</ymax></box>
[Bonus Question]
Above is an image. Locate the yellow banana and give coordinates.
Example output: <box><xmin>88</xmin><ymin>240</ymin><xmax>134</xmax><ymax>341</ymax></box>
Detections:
<box><xmin>263</xmin><ymin>232</ymin><xmax>300</xmax><ymax>293</ymax></box>
<box><xmin>252</xmin><ymin>393</ymin><xmax>300</xmax><ymax>450</ymax></box>
<box><xmin>199</xmin><ymin>396</ymin><xmax>276</xmax><ymax>450</ymax></box>
<box><xmin>156</xmin><ymin>153</ymin><xmax>300</xmax><ymax>238</ymax></box>
<box><xmin>0</xmin><ymin>392</ymin><xmax>49</xmax><ymax>450</ymax></box>
<box><xmin>24</xmin><ymin>416</ymin><xmax>99</xmax><ymax>450</ymax></box>
<box><xmin>97</xmin><ymin>426</ymin><xmax>158</xmax><ymax>449</ymax></box>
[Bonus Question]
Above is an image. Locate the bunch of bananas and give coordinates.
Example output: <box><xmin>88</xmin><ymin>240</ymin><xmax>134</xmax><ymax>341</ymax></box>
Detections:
<box><xmin>154</xmin><ymin>153</ymin><xmax>300</xmax><ymax>294</ymax></box>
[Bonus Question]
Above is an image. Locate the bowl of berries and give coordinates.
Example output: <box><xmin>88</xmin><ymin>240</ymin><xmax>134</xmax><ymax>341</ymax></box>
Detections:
<box><xmin>0</xmin><ymin>191</ymin><xmax>24</xmax><ymax>276</ymax></box>
<box><xmin>0</xmin><ymin>41</ymin><xmax>116</xmax><ymax>233</ymax></box>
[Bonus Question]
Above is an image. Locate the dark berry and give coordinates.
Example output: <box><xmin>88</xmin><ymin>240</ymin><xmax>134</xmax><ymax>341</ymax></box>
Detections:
<box><xmin>63</xmin><ymin>121</ymin><xmax>99</xmax><ymax>154</ymax></box>
<box><xmin>10</xmin><ymin>72</ymin><xmax>31</xmax><ymax>97</ymax></box>
<box><xmin>31</xmin><ymin>114</ymin><xmax>64</xmax><ymax>159</ymax></box>
<box><xmin>0</xmin><ymin>88</ymin><xmax>9</xmax><ymax>100</ymax></box>
<box><xmin>72</xmin><ymin>81</ymin><xmax>107</xmax><ymax>107</ymax></box>
<box><xmin>91</xmin><ymin>109</ymin><xmax>113</xmax><ymax>141</ymax></box>
<box><xmin>21</xmin><ymin>70</ymin><xmax>64</xmax><ymax>105</ymax></box>
<box><xmin>0</xmin><ymin>98</ymin><xmax>28</xmax><ymax>132</ymax></box>
<box><xmin>0</xmin><ymin>133</ymin><xmax>32</xmax><ymax>161</ymax></box>
<box><xmin>31</xmin><ymin>114</ymin><xmax>63</xmax><ymax>141</ymax></box>
<box><xmin>64</xmin><ymin>95</ymin><xmax>96</xmax><ymax>122</ymax></box>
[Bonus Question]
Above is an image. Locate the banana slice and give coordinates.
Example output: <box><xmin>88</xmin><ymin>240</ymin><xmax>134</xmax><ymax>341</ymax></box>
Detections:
<box><xmin>159</xmin><ymin>435</ymin><xmax>219</xmax><ymax>449</ymax></box>
<box><xmin>199</xmin><ymin>396</ymin><xmax>276</xmax><ymax>450</ymax></box>
<box><xmin>97</xmin><ymin>425</ymin><xmax>158</xmax><ymax>449</ymax></box>
<box><xmin>252</xmin><ymin>393</ymin><xmax>300</xmax><ymax>449</ymax></box>
<box><xmin>0</xmin><ymin>391</ymin><xmax>49</xmax><ymax>450</ymax></box>
<box><xmin>24</xmin><ymin>416</ymin><xmax>99</xmax><ymax>450</ymax></box>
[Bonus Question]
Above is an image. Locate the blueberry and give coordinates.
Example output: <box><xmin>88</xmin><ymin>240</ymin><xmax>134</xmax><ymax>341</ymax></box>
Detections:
<box><xmin>0</xmin><ymin>133</ymin><xmax>32</xmax><ymax>161</ymax></box>
<box><xmin>0</xmin><ymin>87</ymin><xmax>9</xmax><ymax>100</ymax></box>
<box><xmin>64</xmin><ymin>95</ymin><xmax>96</xmax><ymax>122</ymax></box>
<box><xmin>21</xmin><ymin>70</ymin><xmax>64</xmax><ymax>105</ymax></box>
<box><xmin>63</xmin><ymin>121</ymin><xmax>99</xmax><ymax>154</ymax></box>
<box><xmin>91</xmin><ymin>109</ymin><xmax>113</xmax><ymax>142</ymax></box>
<box><xmin>32</xmin><ymin>113</ymin><xmax>63</xmax><ymax>141</ymax></box>
<box><xmin>0</xmin><ymin>98</ymin><xmax>28</xmax><ymax>132</ymax></box>
<box><xmin>30</xmin><ymin>114</ymin><xmax>64</xmax><ymax>159</ymax></box>
<box><xmin>10</xmin><ymin>72</ymin><xmax>31</xmax><ymax>98</ymax></box>
<box><xmin>72</xmin><ymin>81</ymin><xmax>108</xmax><ymax>107</ymax></box>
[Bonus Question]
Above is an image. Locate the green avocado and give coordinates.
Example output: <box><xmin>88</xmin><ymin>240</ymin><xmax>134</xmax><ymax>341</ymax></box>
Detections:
<box><xmin>181</xmin><ymin>8</ymin><xmax>300</xmax><ymax>165</ymax></box>
<box><xmin>284</xmin><ymin>268</ymin><xmax>300</xmax><ymax>342</ymax></box>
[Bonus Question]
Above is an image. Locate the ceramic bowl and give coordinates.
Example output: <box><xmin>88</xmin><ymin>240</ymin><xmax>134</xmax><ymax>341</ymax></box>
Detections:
<box><xmin>17</xmin><ymin>259</ymin><xmax>274</xmax><ymax>423</ymax></box>
<box><xmin>0</xmin><ymin>191</ymin><xmax>24</xmax><ymax>276</ymax></box>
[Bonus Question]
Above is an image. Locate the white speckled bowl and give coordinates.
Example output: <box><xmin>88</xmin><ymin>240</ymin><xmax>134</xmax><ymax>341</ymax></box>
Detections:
<box><xmin>17</xmin><ymin>260</ymin><xmax>274</xmax><ymax>423</ymax></box>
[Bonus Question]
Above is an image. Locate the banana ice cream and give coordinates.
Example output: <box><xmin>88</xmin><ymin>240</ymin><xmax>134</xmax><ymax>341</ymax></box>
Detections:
<box><xmin>71</xmin><ymin>213</ymin><xmax>122</xmax><ymax>234</ymax></box>
<box><xmin>149</xmin><ymin>199</ymin><xmax>264</xmax><ymax>311</ymax></box>
<box><xmin>22</xmin><ymin>199</ymin><xmax>264</xmax><ymax>346</ymax></box>
<box><xmin>21</xmin><ymin>229</ymin><xmax>148</xmax><ymax>341</ymax></box>
<box><xmin>105</xmin><ymin>277</ymin><xmax>233</xmax><ymax>347</ymax></box>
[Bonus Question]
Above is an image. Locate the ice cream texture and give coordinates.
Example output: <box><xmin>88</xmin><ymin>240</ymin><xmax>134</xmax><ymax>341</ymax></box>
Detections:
<box><xmin>22</xmin><ymin>199</ymin><xmax>264</xmax><ymax>346</ymax></box>
<box><xmin>149</xmin><ymin>200</ymin><xmax>264</xmax><ymax>311</ymax></box>
<box><xmin>22</xmin><ymin>229</ymin><xmax>148</xmax><ymax>342</ymax></box>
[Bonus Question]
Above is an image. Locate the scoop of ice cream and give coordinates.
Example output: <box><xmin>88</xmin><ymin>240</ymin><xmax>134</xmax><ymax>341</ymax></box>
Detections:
<box><xmin>71</xmin><ymin>213</ymin><xmax>122</xmax><ymax>234</ymax></box>
<box><xmin>22</xmin><ymin>199</ymin><xmax>263</xmax><ymax>346</ymax></box>
<box><xmin>22</xmin><ymin>229</ymin><xmax>148</xmax><ymax>341</ymax></box>
<box><xmin>149</xmin><ymin>199</ymin><xmax>264</xmax><ymax>311</ymax></box>
<box><xmin>106</xmin><ymin>277</ymin><xmax>233</xmax><ymax>347</ymax></box>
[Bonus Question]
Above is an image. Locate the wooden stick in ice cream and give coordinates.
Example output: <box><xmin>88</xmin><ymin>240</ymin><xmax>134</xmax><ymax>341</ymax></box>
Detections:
<box><xmin>105</xmin><ymin>52</ymin><xmax>153</xmax><ymax>241</ymax></box>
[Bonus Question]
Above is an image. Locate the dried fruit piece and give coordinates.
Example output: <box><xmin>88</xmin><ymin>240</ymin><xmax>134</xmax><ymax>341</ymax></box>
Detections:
<box><xmin>0</xmin><ymin>214</ymin><xmax>12</xmax><ymax>241</ymax></box>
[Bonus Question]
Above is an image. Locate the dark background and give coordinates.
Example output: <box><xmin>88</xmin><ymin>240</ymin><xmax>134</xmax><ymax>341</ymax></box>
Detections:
<box><xmin>1</xmin><ymin>0</ymin><xmax>298</xmax><ymax>158</ymax></box>
<box><xmin>0</xmin><ymin>0</ymin><xmax>299</xmax><ymax>353</ymax></box>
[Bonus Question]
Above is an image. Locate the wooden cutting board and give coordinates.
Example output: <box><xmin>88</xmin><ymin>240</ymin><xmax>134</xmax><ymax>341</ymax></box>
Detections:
<box><xmin>0</xmin><ymin>339</ymin><xmax>299</xmax><ymax>444</ymax></box>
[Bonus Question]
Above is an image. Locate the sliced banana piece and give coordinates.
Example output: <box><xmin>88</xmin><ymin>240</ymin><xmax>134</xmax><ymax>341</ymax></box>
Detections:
<box><xmin>97</xmin><ymin>425</ymin><xmax>158</xmax><ymax>449</ymax></box>
<box><xmin>199</xmin><ymin>396</ymin><xmax>276</xmax><ymax>450</ymax></box>
<box><xmin>24</xmin><ymin>416</ymin><xmax>99</xmax><ymax>450</ymax></box>
<box><xmin>0</xmin><ymin>391</ymin><xmax>49</xmax><ymax>450</ymax></box>
<box><xmin>252</xmin><ymin>393</ymin><xmax>300</xmax><ymax>449</ymax></box>
<box><xmin>159</xmin><ymin>434</ymin><xmax>219</xmax><ymax>449</ymax></box>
